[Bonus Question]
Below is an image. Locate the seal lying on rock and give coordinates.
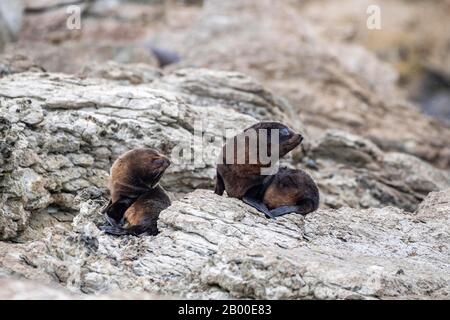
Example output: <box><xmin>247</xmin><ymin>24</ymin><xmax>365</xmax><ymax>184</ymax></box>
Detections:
<box><xmin>261</xmin><ymin>167</ymin><xmax>319</xmax><ymax>217</ymax></box>
<box><xmin>214</xmin><ymin>121</ymin><xmax>303</xmax><ymax>218</ymax></box>
<box><xmin>100</xmin><ymin>148</ymin><xmax>171</xmax><ymax>236</ymax></box>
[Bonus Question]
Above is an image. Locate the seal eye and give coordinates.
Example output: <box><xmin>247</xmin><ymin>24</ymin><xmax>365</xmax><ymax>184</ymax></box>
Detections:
<box><xmin>279</xmin><ymin>128</ymin><xmax>290</xmax><ymax>137</ymax></box>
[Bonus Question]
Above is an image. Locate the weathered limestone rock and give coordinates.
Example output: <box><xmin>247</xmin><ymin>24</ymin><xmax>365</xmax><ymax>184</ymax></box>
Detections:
<box><xmin>0</xmin><ymin>71</ymin><xmax>256</xmax><ymax>240</ymax></box>
<box><xmin>13</xmin><ymin>0</ymin><xmax>166</xmax><ymax>74</ymax></box>
<box><xmin>79</xmin><ymin>61</ymin><xmax>163</xmax><ymax>85</ymax></box>
<box><xmin>307</xmin><ymin>130</ymin><xmax>450</xmax><ymax>210</ymax></box>
<box><xmin>0</xmin><ymin>277</ymin><xmax>79</xmax><ymax>300</ymax></box>
<box><xmin>0</xmin><ymin>53</ymin><xmax>44</xmax><ymax>77</ymax></box>
<box><xmin>171</xmin><ymin>0</ymin><xmax>450</xmax><ymax>168</ymax></box>
<box><xmin>0</xmin><ymin>277</ymin><xmax>168</xmax><ymax>299</ymax></box>
<box><xmin>0</xmin><ymin>189</ymin><xmax>448</xmax><ymax>299</ymax></box>
<box><xmin>1</xmin><ymin>70</ymin><xmax>449</xmax><ymax>241</ymax></box>
<box><xmin>0</xmin><ymin>0</ymin><xmax>23</xmax><ymax>52</ymax></box>
<box><xmin>154</xmin><ymin>68</ymin><xmax>296</xmax><ymax>127</ymax></box>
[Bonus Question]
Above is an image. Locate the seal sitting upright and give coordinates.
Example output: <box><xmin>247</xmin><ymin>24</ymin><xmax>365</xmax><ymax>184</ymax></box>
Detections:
<box><xmin>214</xmin><ymin>121</ymin><xmax>303</xmax><ymax>218</ymax></box>
<box><xmin>100</xmin><ymin>148</ymin><xmax>171</xmax><ymax>236</ymax></box>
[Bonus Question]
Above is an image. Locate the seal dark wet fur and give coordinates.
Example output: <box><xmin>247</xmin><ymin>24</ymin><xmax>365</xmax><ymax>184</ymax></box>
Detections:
<box><xmin>262</xmin><ymin>167</ymin><xmax>319</xmax><ymax>217</ymax></box>
<box><xmin>100</xmin><ymin>148</ymin><xmax>171</xmax><ymax>236</ymax></box>
<box><xmin>214</xmin><ymin>121</ymin><xmax>303</xmax><ymax>218</ymax></box>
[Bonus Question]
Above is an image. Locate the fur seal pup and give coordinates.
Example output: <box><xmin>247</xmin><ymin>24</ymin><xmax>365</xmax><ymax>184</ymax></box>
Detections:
<box><xmin>261</xmin><ymin>167</ymin><xmax>319</xmax><ymax>217</ymax></box>
<box><xmin>214</xmin><ymin>122</ymin><xmax>303</xmax><ymax>218</ymax></box>
<box><xmin>100</xmin><ymin>148</ymin><xmax>171</xmax><ymax>236</ymax></box>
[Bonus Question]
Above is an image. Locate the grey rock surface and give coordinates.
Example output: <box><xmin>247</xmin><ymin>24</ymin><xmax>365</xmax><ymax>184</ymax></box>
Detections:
<box><xmin>169</xmin><ymin>0</ymin><xmax>450</xmax><ymax>169</ymax></box>
<box><xmin>0</xmin><ymin>71</ymin><xmax>256</xmax><ymax>240</ymax></box>
<box><xmin>0</xmin><ymin>0</ymin><xmax>23</xmax><ymax>51</ymax></box>
<box><xmin>0</xmin><ymin>189</ymin><xmax>448</xmax><ymax>299</ymax></box>
<box><xmin>0</xmin><ymin>70</ymin><xmax>449</xmax><ymax>244</ymax></box>
<box><xmin>0</xmin><ymin>65</ymin><xmax>448</xmax><ymax>300</ymax></box>
<box><xmin>308</xmin><ymin>130</ymin><xmax>450</xmax><ymax>211</ymax></box>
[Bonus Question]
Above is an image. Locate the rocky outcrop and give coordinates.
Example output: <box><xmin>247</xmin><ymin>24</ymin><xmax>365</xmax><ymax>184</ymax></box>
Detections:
<box><xmin>0</xmin><ymin>0</ymin><xmax>23</xmax><ymax>52</ymax></box>
<box><xmin>1</xmin><ymin>70</ymin><xmax>449</xmax><ymax>242</ymax></box>
<box><xmin>0</xmin><ymin>277</ymin><xmax>167</xmax><ymax>299</ymax></box>
<box><xmin>168</xmin><ymin>0</ymin><xmax>450</xmax><ymax>168</ymax></box>
<box><xmin>0</xmin><ymin>278</ymin><xmax>79</xmax><ymax>300</ymax></box>
<box><xmin>0</xmin><ymin>189</ymin><xmax>448</xmax><ymax>299</ymax></box>
<box><xmin>1</xmin><ymin>69</ymin><xmax>448</xmax><ymax>241</ymax></box>
<box><xmin>8</xmin><ymin>0</ymin><xmax>450</xmax><ymax>167</ymax></box>
<box><xmin>299</xmin><ymin>0</ymin><xmax>450</xmax><ymax>119</ymax></box>
<box><xmin>307</xmin><ymin>130</ymin><xmax>450</xmax><ymax>210</ymax></box>
<box><xmin>0</xmin><ymin>0</ymin><xmax>449</xmax><ymax>301</ymax></box>
<box><xmin>0</xmin><ymin>71</ymin><xmax>257</xmax><ymax>240</ymax></box>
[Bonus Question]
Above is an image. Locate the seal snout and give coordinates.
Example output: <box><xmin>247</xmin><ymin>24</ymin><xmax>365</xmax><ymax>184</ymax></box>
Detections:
<box><xmin>153</xmin><ymin>156</ymin><xmax>170</xmax><ymax>169</ymax></box>
<box><xmin>289</xmin><ymin>132</ymin><xmax>303</xmax><ymax>146</ymax></box>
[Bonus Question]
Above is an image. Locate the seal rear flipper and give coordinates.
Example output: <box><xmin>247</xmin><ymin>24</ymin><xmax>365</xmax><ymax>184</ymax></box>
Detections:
<box><xmin>269</xmin><ymin>206</ymin><xmax>300</xmax><ymax>217</ymax></box>
<box><xmin>270</xmin><ymin>199</ymin><xmax>317</xmax><ymax>217</ymax></box>
<box><xmin>214</xmin><ymin>170</ymin><xmax>225</xmax><ymax>195</ymax></box>
<box><xmin>104</xmin><ymin>197</ymin><xmax>135</xmax><ymax>226</ymax></box>
<box><xmin>99</xmin><ymin>224</ymin><xmax>154</xmax><ymax>237</ymax></box>
<box><xmin>242</xmin><ymin>195</ymin><xmax>275</xmax><ymax>219</ymax></box>
<box><xmin>99</xmin><ymin>224</ymin><xmax>129</xmax><ymax>236</ymax></box>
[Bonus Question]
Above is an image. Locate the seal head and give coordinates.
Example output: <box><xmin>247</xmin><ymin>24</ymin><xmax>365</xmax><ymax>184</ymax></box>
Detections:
<box><xmin>104</xmin><ymin>148</ymin><xmax>170</xmax><ymax>226</ymax></box>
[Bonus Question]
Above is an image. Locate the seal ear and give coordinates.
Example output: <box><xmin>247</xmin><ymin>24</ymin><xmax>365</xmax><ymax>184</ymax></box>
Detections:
<box><xmin>214</xmin><ymin>170</ymin><xmax>225</xmax><ymax>196</ymax></box>
<box><xmin>104</xmin><ymin>197</ymin><xmax>135</xmax><ymax>226</ymax></box>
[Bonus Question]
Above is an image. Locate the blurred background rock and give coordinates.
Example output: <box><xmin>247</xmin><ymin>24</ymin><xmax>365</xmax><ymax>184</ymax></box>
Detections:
<box><xmin>1</xmin><ymin>0</ymin><xmax>449</xmax><ymax>122</ymax></box>
<box><xmin>1</xmin><ymin>0</ymin><xmax>450</xmax><ymax>300</ymax></box>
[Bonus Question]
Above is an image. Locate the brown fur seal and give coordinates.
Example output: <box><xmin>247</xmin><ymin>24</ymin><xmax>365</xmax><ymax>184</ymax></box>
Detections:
<box><xmin>215</xmin><ymin>122</ymin><xmax>303</xmax><ymax>218</ymax></box>
<box><xmin>261</xmin><ymin>167</ymin><xmax>319</xmax><ymax>217</ymax></box>
<box><xmin>100</xmin><ymin>148</ymin><xmax>171</xmax><ymax>236</ymax></box>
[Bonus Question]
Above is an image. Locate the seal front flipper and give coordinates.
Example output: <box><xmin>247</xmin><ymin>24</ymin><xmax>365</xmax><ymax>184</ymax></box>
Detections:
<box><xmin>214</xmin><ymin>170</ymin><xmax>225</xmax><ymax>195</ymax></box>
<box><xmin>242</xmin><ymin>195</ymin><xmax>275</xmax><ymax>219</ymax></box>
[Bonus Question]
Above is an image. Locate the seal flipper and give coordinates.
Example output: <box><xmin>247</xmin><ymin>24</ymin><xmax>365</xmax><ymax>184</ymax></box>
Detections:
<box><xmin>214</xmin><ymin>170</ymin><xmax>225</xmax><ymax>195</ymax></box>
<box><xmin>99</xmin><ymin>224</ymin><xmax>155</xmax><ymax>237</ymax></box>
<box><xmin>270</xmin><ymin>199</ymin><xmax>317</xmax><ymax>217</ymax></box>
<box><xmin>241</xmin><ymin>175</ymin><xmax>276</xmax><ymax>218</ymax></box>
<box><xmin>242</xmin><ymin>195</ymin><xmax>275</xmax><ymax>219</ymax></box>
<box><xmin>104</xmin><ymin>197</ymin><xmax>135</xmax><ymax>226</ymax></box>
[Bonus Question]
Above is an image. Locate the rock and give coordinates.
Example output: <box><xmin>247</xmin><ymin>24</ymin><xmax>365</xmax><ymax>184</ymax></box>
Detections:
<box><xmin>307</xmin><ymin>130</ymin><xmax>450</xmax><ymax>211</ymax></box>
<box><xmin>0</xmin><ymin>277</ymin><xmax>167</xmax><ymax>299</ymax></box>
<box><xmin>0</xmin><ymin>53</ymin><xmax>44</xmax><ymax>77</ymax></box>
<box><xmin>0</xmin><ymin>189</ymin><xmax>448</xmax><ymax>299</ymax></box>
<box><xmin>0</xmin><ymin>70</ymin><xmax>258</xmax><ymax>239</ymax></box>
<box><xmin>10</xmin><ymin>0</ymin><xmax>165</xmax><ymax>74</ymax></box>
<box><xmin>79</xmin><ymin>61</ymin><xmax>162</xmax><ymax>85</ymax></box>
<box><xmin>1</xmin><ymin>70</ymin><xmax>449</xmax><ymax>241</ymax></box>
<box><xmin>154</xmin><ymin>68</ymin><xmax>301</xmax><ymax>131</ymax></box>
<box><xmin>171</xmin><ymin>0</ymin><xmax>450</xmax><ymax>168</ymax></box>
<box><xmin>299</xmin><ymin>0</ymin><xmax>450</xmax><ymax>95</ymax></box>
<box><xmin>9</xmin><ymin>42</ymin><xmax>158</xmax><ymax>75</ymax></box>
<box><xmin>0</xmin><ymin>277</ymin><xmax>79</xmax><ymax>299</ymax></box>
<box><xmin>0</xmin><ymin>0</ymin><xmax>23</xmax><ymax>51</ymax></box>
